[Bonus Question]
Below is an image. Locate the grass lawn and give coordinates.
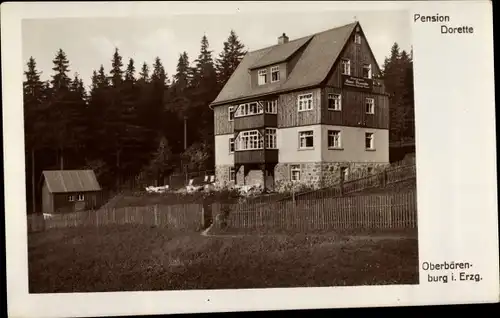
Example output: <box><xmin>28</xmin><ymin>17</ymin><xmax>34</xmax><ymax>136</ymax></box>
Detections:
<box><xmin>28</xmin><ymin>225</ymin><xmax>419</xmax><ymax>293</ymax></box>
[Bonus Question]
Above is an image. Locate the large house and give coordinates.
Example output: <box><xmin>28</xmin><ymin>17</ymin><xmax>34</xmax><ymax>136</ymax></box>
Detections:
<box><xmin>210</xmin><ymin>22</ymin><xmax>390</xmax><ymax>191</ymax></box>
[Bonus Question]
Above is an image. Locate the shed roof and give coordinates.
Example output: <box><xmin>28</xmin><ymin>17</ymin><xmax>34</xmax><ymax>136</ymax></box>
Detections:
<box><xmin>42</xmin><ymin>170</ymin><xmax>101</xmax><ymax>193</ymax></box>
<box><xmin>211</xmin><ymin>22</ymin><xmax>358</xmax><ymax>106</ymax></box>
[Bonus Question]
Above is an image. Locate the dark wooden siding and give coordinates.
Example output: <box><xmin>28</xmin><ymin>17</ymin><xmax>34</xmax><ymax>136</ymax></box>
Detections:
<box><xmin>277</xmin><ymin>88</ymin><xmax>322</xmax><ymax>128</ymax></box>
<box><xmin>235</xmin><ymin>149</ymin><xmax>279</xmax><ymax>165</ymax></box>
<box><xmin>326</xmin><ymin>29</ymin><xmax>386</xmax><ymax>95</ymax></box>
<box><xmin>321</xmin><ymin>87</ymin><xmax>389</xmax><ymax>129</ymax></box>
<box><xmin>234</xmin><ymin>114</ymin><xmax>277</xmax><ymax>131</ymax></box>
<box><xmin>52</xmin><ymin>191</ymin><xmax>100</xmax><ymax>213</ymax></box>
<box><xmin>214</xmin><ymin>105</ymin><xmax>234</xmax><ymax>135</ymax></box>
<box><xmin>41</xmin><ymin>183</ymin><xmax>52</xmax><ymax>214</ymax></box>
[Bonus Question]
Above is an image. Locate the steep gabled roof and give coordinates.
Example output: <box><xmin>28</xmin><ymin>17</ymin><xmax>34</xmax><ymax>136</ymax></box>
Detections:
<box><xmin>211</xmin><ymin>22</ymin><xmax>358</xmax><ymax>107</ymax></box>
<box><xmin>42</xmin><ymin>170</ymin><xmax>101</xmax><ymax>193</ymax></box>
<box><xmin>249</xmin><ymin>36</ymin><xmax>313</xmax><ymax>70</ymax></box>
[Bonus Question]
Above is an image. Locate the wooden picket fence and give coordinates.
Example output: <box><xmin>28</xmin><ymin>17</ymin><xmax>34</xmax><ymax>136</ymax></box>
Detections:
<box><xmin>282</xmin><ymin>163</ymin><xmax>417</xmax><ymax>203</ymax></box>
<box><xmin>213</xmin><ymin>190</ymin><xmax>417</xmax><ymax>231</ymax></box>
<box><xmin>28</xmin><ymin>203</ymin><xmax>204</xmax><ymax>233</ymax></box>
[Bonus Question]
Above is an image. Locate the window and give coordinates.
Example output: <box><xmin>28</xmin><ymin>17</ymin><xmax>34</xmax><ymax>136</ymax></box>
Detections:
<box><xmin>77</xmin><ymin>194</ymin><xmax>85</xmax><ymax>201</ymax></box>
<box><xmin>258</xmin><ymin>69</ymin><xmax>267</xmax><ymax>85</ymax></box>
<box><xmin>236</xmin><ymin>130</ymin><xmax>263</xmax><ymax>150</ymax></box>
<box><xmin>328</xmin><ymin>94</ymin><xmax>342</xmax><ymax>111</ymax></box>
<box><xmin>228</xmin><ymin>106</ymin><xmax>235</xmax><ymax>121</ymax></box>
<box><xmin>363</xmin><ymin>64</ymin><xmax>372</xmax><ymax>79</ymax></box>
<box><xmin>229</xmin><ymin>167</ymin><xmax>236</xmax><ymax>182</ymax></box>
<box><xmin>365</xmin><ymin>98</ymin><xmax>375</xmax><ymax>114</ymax></box>
<box><xmin>297</xmin><ymin>93</ymin><xmax>313</xmax><ymax>111</ymax></box>
<box><xmin>354</xmin><ymin>33</ymin><xmax>361</xmax><ymax>44</ymax></box>
<box><xmin>266</xmin><ymin>100</ymin><xmax>278</xmax><ymax>114</ymax></box>
<box><xmin>271</xmin><ymin>66</ymin><xmax>280</xmax><ymax>82</ymax></box>
<box><xmin>235</xmin><ymin>102</ymin><xmax>264</xmax><ymax>117</ymax></box>
<box><xmin>328</xmin><ymin>130</ymin><xmax>341</xmax><ymax>149</ymax></box>
<box><xmin>298</xmin><ymin>130</ymin><xmax>314</xmax><ymax>149</ymax></box>
<box><xmin>290</xmin><ymin>165</ymin><xmax>301</xmax><ymax>182</ymax></box>
<box><xmin>68</xmin><ymin>195</ymin><xmax>75</xmax><ymax>202</ymax></box>
<box><xmin>365</xmin><ymin>132</ymin><xmax>374</xmax><ymax>150</ymax></box>
<box><xmin>341</xmin><ymin>59</ymin><xmax>351</xmax><ymax>75</ymax></box>
<box><xmin>229</xmin><ymin>137</ymin><xmax>235</xmax><ymax>153</ymax></box>
<box><xmin>265</xmin><ymin>128</ymin><xmax>277</xmax><ymax>149</ymax></box>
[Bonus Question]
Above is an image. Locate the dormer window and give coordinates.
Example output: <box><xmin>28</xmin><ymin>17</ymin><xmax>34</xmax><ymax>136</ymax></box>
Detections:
<box><xmin>258</xmin><ymin>69</ymin><xmax>268</xmax><ymax>85</ymax></box>
<box><xmin>354</xmin><ymin>33</ymin><xmax>361</xmax><ymax>44</ymax></box>
<box><xmin>341</xmin><ymin>59</ymin><xmax>351</xmax><ymax>75</ymax></box>
<box><xmin>271</xmin><ymin>66</ymin><xmax>280</xmax><ymax>82</ymax></box>
<box><xmin>363</xmin><ymin>64</ymin><xmax>372</xmax><ymax>79</ymax></box>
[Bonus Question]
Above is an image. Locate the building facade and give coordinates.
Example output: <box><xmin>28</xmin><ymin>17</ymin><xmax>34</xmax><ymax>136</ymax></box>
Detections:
<box><xmin>211</xmin><ymin>22</ymin><xmax>390</xmax><ymax>192</ymax></box>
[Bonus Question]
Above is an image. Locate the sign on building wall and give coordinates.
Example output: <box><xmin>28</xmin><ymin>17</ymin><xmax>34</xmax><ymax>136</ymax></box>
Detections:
<box><xmin>342</xmin><ymin>76</ymin><xmax>373</xmax><ymax>90</ymax></box>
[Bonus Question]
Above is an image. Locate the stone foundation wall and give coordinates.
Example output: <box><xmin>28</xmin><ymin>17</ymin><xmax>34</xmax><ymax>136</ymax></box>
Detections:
<box><xmin>217</xmin><ymin>162</ymin><xmax>390</xmax><ymax>192</ymax></box>
<box><xmin>274</xmin><ymin>163</ymin><xmax>322</xmax><ymax>192</ymax></box>
<box><xmin>321</xmin><ymin>162</ymin><xmax>389</xmax><ymax>187</ymax></box>
<box><xmin>274</xmin><ymin>162</ymin><xmax>390</xmax><ymax>192</ymax></box>
<box><xmin>215</xmin><ymin>165</ymin><xmax>234</xmax><ymax>187</ymax></box>
<box><xmin>215</xmin><ymin>165</ymin><xmax>264</xmax><ymax>187</ymax></box>
<box><xmin>245</xmin><ymin>169</ymin><xmax>264</xmax><ymax>186</ymax></box>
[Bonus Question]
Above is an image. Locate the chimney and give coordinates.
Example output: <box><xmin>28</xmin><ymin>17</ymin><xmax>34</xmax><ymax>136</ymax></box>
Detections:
<box><xmin>278</xmin><ymin>33</ymin><xmax>289</xmax><ymax>45</ymax></box>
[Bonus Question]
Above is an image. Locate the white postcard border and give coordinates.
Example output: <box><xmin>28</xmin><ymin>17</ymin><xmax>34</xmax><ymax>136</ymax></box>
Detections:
<box><xmin>2</xmin><ymin>1</ymin><xmax>498</xmax><ymax>317</ymax></box>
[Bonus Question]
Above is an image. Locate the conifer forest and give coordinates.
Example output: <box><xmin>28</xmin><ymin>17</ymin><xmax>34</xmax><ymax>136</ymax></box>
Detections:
<box><xmin>23</xmin><ymin>27</ymin><xmax>414</xmax><ymax>214</ymax></box>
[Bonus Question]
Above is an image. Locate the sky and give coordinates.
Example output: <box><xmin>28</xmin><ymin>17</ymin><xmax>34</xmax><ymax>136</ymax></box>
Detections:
<box><xmin>22</xmin><ymin>10</ymin><xmax>411</xmax><ymax>90</ymax></box>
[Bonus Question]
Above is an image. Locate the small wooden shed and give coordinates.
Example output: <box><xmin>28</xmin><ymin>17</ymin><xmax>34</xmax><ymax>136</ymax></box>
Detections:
<box><xmin>41</xmin><ymin>170</ymin><xmax>102</xmax><ymax>214</ymax></box>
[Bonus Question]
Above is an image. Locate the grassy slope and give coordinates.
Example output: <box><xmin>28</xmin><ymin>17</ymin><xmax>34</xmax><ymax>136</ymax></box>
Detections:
<box><xmin>106</xmin><ymin>178</ymin><xmax>416</xmax><ymax>209</ymax></box>
<box><xmin>28</xmin><ymin>225</ymin><xmax>419</xmax><ymax>292</ymax></box>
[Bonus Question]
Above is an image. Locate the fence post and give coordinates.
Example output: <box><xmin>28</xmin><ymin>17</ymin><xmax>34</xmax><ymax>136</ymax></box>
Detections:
<box><xmin>382</xmin><ymin>170</ymin><xmax>387</xmax><ymax>188</ymax></box>
<box><xmin>154</xmin><ymin>204</ymin><xmax>159</xmax><ymax>226</ymax></box>
<box><xmin>340</xmin><ymin>176</ymin><xmax>344</xmax><ymax>196</ymax></box>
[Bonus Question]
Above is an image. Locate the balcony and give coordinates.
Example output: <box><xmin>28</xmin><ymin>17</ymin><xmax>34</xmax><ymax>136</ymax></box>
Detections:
<box><xmin>234</xmin><ymin>149</ymin><xmax>279</xmax><ymax>165</ymax></box>
<box><xmin>233</xmin><ymin>113</ymin><xmax>277</xmax><ymax>131</ymax></box>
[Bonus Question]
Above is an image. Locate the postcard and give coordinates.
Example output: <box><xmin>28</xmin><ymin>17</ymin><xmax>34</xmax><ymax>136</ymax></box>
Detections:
<box><xmin>2</xmin><ymin>1</ymin><xmax>498</xmax><ymax>317</ymax></box>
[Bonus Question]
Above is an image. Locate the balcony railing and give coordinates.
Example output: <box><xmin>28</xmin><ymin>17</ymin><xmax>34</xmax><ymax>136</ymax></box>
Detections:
<box><xmin>233</xmin><ymin>113</ymin><xmax>277</xmax><ymax>131</ymax></box>
<box><xmin>234</xmin><ymin>149</ymin><xmax>279</xmax><ymax>165</ymax></box>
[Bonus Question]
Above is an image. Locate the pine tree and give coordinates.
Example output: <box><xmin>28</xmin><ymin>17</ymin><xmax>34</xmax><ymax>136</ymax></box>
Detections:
<box><xmin>215</xmin><ymin>30</ymin><xmax>246</xmax><ymax>88</ymax></box>
<box><xmin>181</xmin><ymin>35</ymin><xmax>218</xmax><ymax>167</ymax></box>
<box><xmin>147</xmin><ymin>135</ymin><xmax>174</xmax><ymax>185</ymax></box>
<box><xmin>151</xmin><ymin>56</ymin><xmax>168</xmax><ymax>87</ymax></box>
<box><xmin>173</xmin><ymin>52</ymin><xmax>190</xmax><ymax>91</ymax></box>
<box><xmin>50</xmin><ymin>49</ymin><xmax>71</xmax><ymax>91</ymax></box>
<box><xmin>139</xmin><ymin>62</ymin><xmax>150</xmax><ymax>83</ymax></box>
<box><xmin>97</xmin><ymin>65</ymin><xmax>110</xmax><ymax>88</ymax></box>
<box><xmin>191</xmin><ymin>35</ymin><xmax>216</xmax><ymax>88</ymax></box>
<box><xmin>48</xmin><ymin>49</ymin><xmax>80</xmax><ymax>169</ymax></box>
<box><xmin>382</xmin><ymin>43</ymin><xmax>415</xmax><ymax>143</ymax></box>
<box><xmin>23</xmin><ymin>57</ymin><xmax>47</xmax><ymax>214</ymax></box>
<box><xmin>110</xmin><ymin>48</ymin><xmax>124</xmax><ymax>87</ymax></box>
<box><xmin>124</xmin><ymin>58</ymin><xmax>136</xmax><ymax>84</ymax></box>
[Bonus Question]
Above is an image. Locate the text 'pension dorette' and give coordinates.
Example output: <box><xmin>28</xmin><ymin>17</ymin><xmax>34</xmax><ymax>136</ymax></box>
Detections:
<box><xmin>413</xmin><ymin>13</ymin><xmax>474</xmax><ymax>34</ymax></box>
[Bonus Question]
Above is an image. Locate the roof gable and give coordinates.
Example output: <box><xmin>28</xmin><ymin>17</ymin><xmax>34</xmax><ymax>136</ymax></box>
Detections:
<box><xmin>211</xmin><ymin>22</ymin><xmax>358</xmax><ymax>106</ymax></box>
<box><xmin>42</xmin><ymin>170</ymin><xmax>101</xmax><ymax>193</ymax></box>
